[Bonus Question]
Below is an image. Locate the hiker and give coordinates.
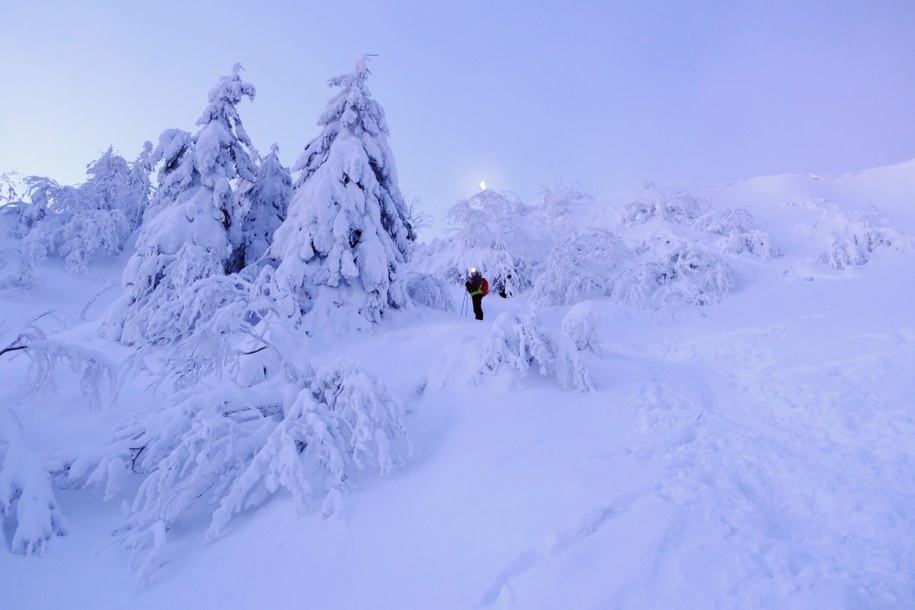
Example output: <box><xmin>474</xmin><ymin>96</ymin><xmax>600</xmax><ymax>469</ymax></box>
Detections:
<box><xmin>464</xmin><ymin>267</ymin><xmax>488</xmax><ymax>320</ymax></box>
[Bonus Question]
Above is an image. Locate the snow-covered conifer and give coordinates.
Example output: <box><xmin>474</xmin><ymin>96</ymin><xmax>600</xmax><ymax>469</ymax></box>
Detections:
<box><xmin>102</xmin><ymin>66</ymin><xmax>258</xmax><ymax>344</ymax></box>
<box><xmin>270</xmin><ymin>56</ymin><xmax>415</xmax><ymax>331</ymax></box>
<box><xmin>237</xmin><ymin>144</ymin><xmax>291</xmax><ymax>267</ymax></box>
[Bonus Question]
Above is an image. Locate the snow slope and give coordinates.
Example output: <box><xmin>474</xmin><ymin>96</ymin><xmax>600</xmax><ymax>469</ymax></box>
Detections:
<box><xmin>2</xmin><ymin>162</ymin><xmax>914</xmax><ymax>609</ymax></box>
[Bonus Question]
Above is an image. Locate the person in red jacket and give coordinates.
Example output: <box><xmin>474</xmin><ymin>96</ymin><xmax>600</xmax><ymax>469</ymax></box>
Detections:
<box><xmin>464</xmin><ymin>267</ymin><xmax>488</xmax><ymax>320</ymax></box>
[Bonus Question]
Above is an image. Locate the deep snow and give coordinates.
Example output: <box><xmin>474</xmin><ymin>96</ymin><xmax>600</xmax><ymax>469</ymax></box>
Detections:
<box><xmin>2</xmin><ymin>162</ymin><xmax>914</xmax><ymax>609</ymax></box>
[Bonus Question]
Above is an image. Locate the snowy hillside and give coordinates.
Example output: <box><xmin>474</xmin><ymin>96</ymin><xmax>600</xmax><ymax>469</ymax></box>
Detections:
<box><xmin>2</xmin><ymin>156</ymin><xmax>914</xmax><ymax>610</ymax></box>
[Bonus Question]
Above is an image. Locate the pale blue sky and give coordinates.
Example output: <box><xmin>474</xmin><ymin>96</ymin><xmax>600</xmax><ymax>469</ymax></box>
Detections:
<box><xmin>2</xmin><ymin>0</ymin><xmax>914</xmax><ymax>234</ymax></box>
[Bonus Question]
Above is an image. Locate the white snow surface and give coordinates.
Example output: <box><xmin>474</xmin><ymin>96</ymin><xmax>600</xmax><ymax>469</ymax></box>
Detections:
<box><xmin>2</xmin><ymin>162</ymin><xmax>915</xmax><ymax>609</ymax></box>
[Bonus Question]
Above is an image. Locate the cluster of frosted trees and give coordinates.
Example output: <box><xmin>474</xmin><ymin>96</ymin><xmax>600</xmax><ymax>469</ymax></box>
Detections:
<box><xmin>0</xmin><ymin>58</ymin><xmax>426</xmax><ymax>583</ymax></box>
<box><xmin>0</xmin><ymin>55</ymin><xmax>825</xmax><ymax>584</ymax></box>
<box><xmin>416</xmin><ymin>183</ymin><xmax>780</xmax><ymax>311</ymax></box>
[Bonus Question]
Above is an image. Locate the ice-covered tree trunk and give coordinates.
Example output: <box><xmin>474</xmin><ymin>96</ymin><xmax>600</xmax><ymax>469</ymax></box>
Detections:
<box><xmin>270</xmin><ymin>56</ymin><xmax>415</xmax><ymax>332</ymax></box>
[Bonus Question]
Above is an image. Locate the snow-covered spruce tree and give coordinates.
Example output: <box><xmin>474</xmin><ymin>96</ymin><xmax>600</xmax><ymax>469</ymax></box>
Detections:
<box><xmin>270</xmin><ymin>56</ymin><xmax>415</xmax><ymax>332</ymax></box>
<box><xmin>434</xmin><ymin>188</ymin><xmax>533</xmax><ymax>297</ymax></box>
<box><xmin>237</xmin><ymin>144</ymin><xmax>291</xmax><ymax>267</ymax></box>
<box><xmin>102</xmin><ymin>66</ymin><xmax>258</xmax><ymax>345</ymax></box>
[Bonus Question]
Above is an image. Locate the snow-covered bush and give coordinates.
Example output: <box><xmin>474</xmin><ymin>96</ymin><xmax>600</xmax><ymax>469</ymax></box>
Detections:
<box><xmin>562</xmin><ymin>301</ymin><xmax>602</xmax><ymax>354</ymax></box>
<box><xmin>535</xmin><ymin>185</ymin><xmax>590</xmax><ymax>243</ymax></box>
<box><xmin>695</xmin><ymin>208</ymin><xmax>780</xmax><ymax>258</ymax></box>
<box><xmin>395</xmin><ymin>272</ymin><xmax>453</xmax><ymax>311</ymax></box>
<box><xmin>824</xmin><ymin>221</ymin><xmax>909</xmax><ymax>269</ymax></box>
<box><xmin>103</xmin><ymin>66</ymin><xmax>259</xmax><ymax>345</ymax></box>
<box><xmin>622</xmin><ymin>186</ymin><xmax>705</xmax><ymax>226</ymax></box>
<box><xmin>3</xmin><ymin>312</ymin><xmax>117</xmax><ymax>409</ymax></box>
<box><xmin>436</xmin><ymin>189</ymin><xmax>534</xmax><ymax>297</ymax></box>
<box><xmin>1</xmin><ymin>150</ymin><xmax>151</xmax><ymax>275</ymax></box>
<box><xmin>270</xmin><ymin>56</ymin><xmax>416</xmax><ymax>332</ymax></box>
<box><xmin>0</xmin><ymin>407</ymin><xmax>69</xmax><ymax>556</ymax></box>
<box><xmin>530</xmin><ymin>229</ymin><xmax>633</xmax><ymax>306</ymax></box>
<box><xmin>616</xmin><ymin>237</ymin><xmax>736</xmax><ymax>308</ymax></box>
<box><xmin>58</xmin><ymin>358</ymin><xmax>409</xmax><ymax>586</ymax></box>
<box><xmin>478</xmin><ymin>312</ymin><xmax>593</xmax><ymax>392</ymax></box>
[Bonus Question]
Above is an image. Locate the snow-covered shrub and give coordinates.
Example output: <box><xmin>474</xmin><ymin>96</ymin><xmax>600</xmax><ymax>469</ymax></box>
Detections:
<box><xmin>695</xmin><ymin>208</ymin><xmax>780</xmax><ymax>258</ymax></box>
<box><xmin>535</xmin><ymin>184</ymin><xmax>590</xmax><ymax>243</ymax></box>
<box><xmin>34</xmin><ymin>208</ymin><xmax>131</xmax><ymax>275</ymax></box>
<box><xmin>396</xmin><ymin>272</ymin><xmax>453</xmax><ymax>311</ymax></box>
<box><xmin>616</xmin><ymin>237</ymin><xmax>736</xmax><ymax>308</ymax></box>
<box><xmin>2</xmin><ymin>150</ymin><xmax>151</xmax><ymax>275</ymax></box>
<box><xmin>0</xmin><ymin>407</ymin><xmax>69</xmax><ymax>555</ymax></box>
<box><xmin>530</xmin><ymin>229</ymin><xmax>633</xmax><ymax>306</ymax></box>
<box><xmin>59</xmin><ymin>358</ymin><xmax>408</xmax><ymax>586</ymax></box>
<box><xmin>211</xmin><ymin>360</ymin><xmax>410</xmax><ymax>536</ymax></box>
<box><xmin>0</xmin><ymin>240</ymin><xmax>43</xmax><ymax>289</ymax></box>
<box><xmin>824</xmin><ymin>222</ymin><xmax>909</xmax><ymax>269</ymax></box>
<box><xmin>478</xmin><ymin>312</ymin><xmax>593</xmax><ymax>392</ymax></box>
<box><xmin>3</xmin><ymin>313</ymin><xmax>117</xmax><ymax>409</ymax></box>
<box><xmin>622</xmin><ymin>186</ymin><xmax>704</xmax><ymax>226</ymax></box>
<box><xmin>436</xmin><ymin>189</ymin><xmax>534</xmax><ymax>297</ymax></box>
<box><xmin>562</xmin><ymin>301</ymin><xmax>602</xmax><ymax>354</ymax></box>
<box><xmin>270</xmin><ymin>56</ymin><xmax>416</xmax><ymax>333</ymax></box>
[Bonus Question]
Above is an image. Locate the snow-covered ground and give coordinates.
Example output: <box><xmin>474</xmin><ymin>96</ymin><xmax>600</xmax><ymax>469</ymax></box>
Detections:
<box><xmin>2</xmin><ymin>162</ymin><xmax>914</xmax><ymax>609</ymax></box>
